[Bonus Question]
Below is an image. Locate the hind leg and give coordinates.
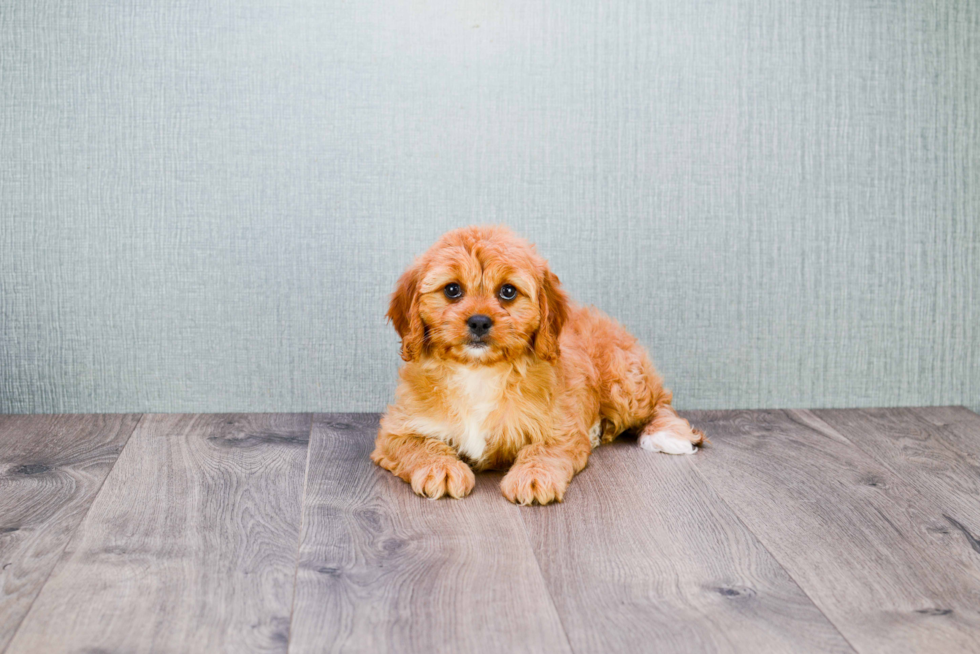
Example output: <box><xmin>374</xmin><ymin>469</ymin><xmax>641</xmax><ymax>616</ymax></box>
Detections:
<box><xmin>592</xmin><ymin>331</ymin><xmax>701</xmax><ymax>451</ymax></box>
<box><xmin>590</xmin><ymin>328</ymin><xmax>705</xmax><ymax>453</ymax></box>
<box><xmin>572</xmin><ymin>306</ymin><xmax>706</xmax><ymax>453</ymax></box>
<box><xmin>638</xmin><ymin>403</ymin><xmax>706</xmax><ymax>455</ymax></box>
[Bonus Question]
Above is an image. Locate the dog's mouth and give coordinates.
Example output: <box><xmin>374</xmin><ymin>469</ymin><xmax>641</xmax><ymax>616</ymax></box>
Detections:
<box><xmin>467</xmin><ymin>336</ymin><xmax>491</xmax><ymax>348</ymax></box>
<box><xmin>462</xmin><ymin>338</ymin><xmax>494</xmax><ymax>360</ymax></box>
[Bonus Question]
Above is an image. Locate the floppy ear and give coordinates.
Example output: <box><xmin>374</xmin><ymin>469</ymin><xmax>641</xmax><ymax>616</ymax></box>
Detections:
<box><xmin>387</xmin><ymin>261</ymin><xmax>426</xmax><ymax>361</ymax></box>
<box><xmin>533</xmin><ymin>268</ymin><xmax>569</xmax><ymax>362</ymax></box>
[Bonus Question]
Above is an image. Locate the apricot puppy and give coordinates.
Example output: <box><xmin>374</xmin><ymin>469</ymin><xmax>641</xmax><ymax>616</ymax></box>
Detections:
<box><xmin>371</xmin><ymin>226</ymin><xmax>705</xmax><ymax>505</ymax></box>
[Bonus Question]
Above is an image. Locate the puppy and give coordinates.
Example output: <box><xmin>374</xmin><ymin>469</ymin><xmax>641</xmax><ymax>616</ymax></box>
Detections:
<box><xmin>371</xmin><ymin>226</ymin><xmax>705</xmax><ymax>505</ymax></box>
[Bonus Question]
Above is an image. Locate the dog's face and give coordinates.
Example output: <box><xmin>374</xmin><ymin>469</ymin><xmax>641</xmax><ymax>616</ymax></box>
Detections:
<box><xmin>388</xmin><ymin>226</ymin><xmax>568</xmax><ymax>365</ymax></box>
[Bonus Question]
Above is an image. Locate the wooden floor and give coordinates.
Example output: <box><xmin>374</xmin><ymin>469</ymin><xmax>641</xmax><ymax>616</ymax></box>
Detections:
<box><xmin>2</xmin><ymin>409</ymin><xmax>980</xmax><ymax>653</ymax></box>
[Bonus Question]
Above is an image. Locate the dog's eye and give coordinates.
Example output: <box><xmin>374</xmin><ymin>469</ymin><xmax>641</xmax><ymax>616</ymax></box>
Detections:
<box><xmin>498</xmin><ymin>284</ymin><xmax>517</xmax><ymax>301</ymax></box>
<box><xmin>444</xmin><ymin>283</ymin><xmax>463</xmax><ymax>299</ymax></box>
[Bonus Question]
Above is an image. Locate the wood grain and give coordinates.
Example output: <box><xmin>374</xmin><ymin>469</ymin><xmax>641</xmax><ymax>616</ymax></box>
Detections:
<box><xmin>518</xmin><ymin>438</ymin><xmax>854</xmax><ymax>654</ymax></box>
<box><xmin>813</xmin><ymin>407</ymin><xmax>980</xmax><ymax>538</ymax></box>
<box><xmin>8</xmin><ymin>409</ymin><xmax>979</xmax><ymax>653</ymax></box>
<box><xmin>0</xmin><ymin>414</ymin><xmax>140</xmax><ymax>653</ymax></box>
<box><xmin>288</xmin><ymin>413</ymin><xmax>571</xmax><ymax>654</ymax></box>
<box><xmin>4</xmin><ymin>413</ymin><xmax>311</xmax><ymax>654</ymax></box>
<box><xmin>913</xmin><ymin>406</ymin><xmax>980</xmax><ymax>447</ymax></box>
<box><xmin>688</xmin><ymin>409</ymin><xmax>980</xmax><ymax>654</ymax></box>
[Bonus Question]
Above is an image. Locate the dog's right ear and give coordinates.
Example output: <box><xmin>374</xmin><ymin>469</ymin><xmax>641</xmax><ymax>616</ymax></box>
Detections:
<box><xmin>387</xmin><ymin>260</ymin><xmax>426</xmax><ymax>361</ymax></box>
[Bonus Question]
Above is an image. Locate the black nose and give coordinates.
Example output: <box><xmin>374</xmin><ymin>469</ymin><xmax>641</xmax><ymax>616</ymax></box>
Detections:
<box><xmin>467</xmin><ymin>314</ymin><xmax>493</xmax><ymax>336</ymax></box>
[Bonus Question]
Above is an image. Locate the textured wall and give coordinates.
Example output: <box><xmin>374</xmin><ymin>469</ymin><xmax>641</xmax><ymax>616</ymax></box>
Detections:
<box><xmin>1</xmin><ymin>0</ymin><xmax>978</xmax><ymax>414</ymax></box>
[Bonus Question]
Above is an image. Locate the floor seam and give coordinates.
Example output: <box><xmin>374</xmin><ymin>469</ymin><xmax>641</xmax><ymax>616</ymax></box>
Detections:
<box><xmin>813</xmin><ymin>406</ymin><xmax>979</xmax><ymax>468</ymax></box>
<box><xmin>1</xmin><ymin>413</ymin><xmax>145</xmax><ymax>654</ymax></box>
<box><xmin>284</xmin><ymin>412</ymin><xmax>315</xmax><ymax>654</ymax></box>
<box><xmin>513</xmin><ymin>506</ymin><xmax>579</xmax><ymax>654</ymax></box>
<box><xmin>683</xmin><ymin>411</ymin><xmax>862</xmax><ymax>654</ymax></box>
<box><xmin>794</xmin><ymin>408</ymin><xmax>973</xmax><ymax>512</ymax></box>
<box><xmin>801</xmin><ymin>408</ymin><xmax>980</xmax><ymax>557</ymax></box>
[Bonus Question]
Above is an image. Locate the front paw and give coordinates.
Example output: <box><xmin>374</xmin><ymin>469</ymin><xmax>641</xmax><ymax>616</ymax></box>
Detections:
<box><xmin>370</xmin><ymin>447</ymin><xmax>398</xmax><ymax>473</ymax></box>
<box><xmin>409</xmin><ymin>457</ymin><xmax>475</xmax><ymax>500</ymax></box>
<box><xmin>501</xmin><ymin>464</ymin><xmax>569</xmax><ymax>506</ymax></box>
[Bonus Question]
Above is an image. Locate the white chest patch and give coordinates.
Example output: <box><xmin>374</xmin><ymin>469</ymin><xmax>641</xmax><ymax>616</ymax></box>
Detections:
<box><xmin>406</xmin><ymin>363</ymin><xmax>510</xmax><ymax>463</ymax></box>
<box><xmin>450</xmin><ymin>365</ymin><xmax>508</xmax><ymax>461</ymax></box>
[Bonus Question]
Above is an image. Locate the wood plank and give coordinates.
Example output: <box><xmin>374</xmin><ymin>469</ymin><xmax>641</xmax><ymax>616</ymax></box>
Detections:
<box><xmin>915</xmin><ymin>405</ymin><xmax>980</xmax><ymax>426</ymax></box>
<box><xmin>518</xmin><ymin>439</ymin><xmax>854</xmax><ymax>654</ymax></box>
<box><xmin>687</xmin><ymin>409</ymin><xmax>980</xmax><ymax>654</ymax></box>
<box><xmin>288</xmin><ymin>413</ymin><xmax>571</xmax><ymax>654</ymax></box>
<box><xmin>0</xmin><ymin>414</ymin><xmax>140</xmax><ymax>653</ymax></box>
<box><xmin>813</xmin><ymin>407</ymin><xmax>980</xmax><ymax>538</ymax></box>
<box><xmin>4</xmin><ymin>413</ymin><xmax>310</xmax><ymax>654</ymax></box>
<box><xmin>910</xmin><ymin>406</ymin><xmax>980</xmax><ymax>459</ymax></box>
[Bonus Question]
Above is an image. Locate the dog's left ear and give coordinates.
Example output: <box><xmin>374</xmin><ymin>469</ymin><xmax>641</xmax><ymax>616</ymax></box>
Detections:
<box><xmin>387</xmin><ymin>260</ymin><xmax>426</xmax><ymax>361</ymax></box>
<box><xmin>533</xmin><ymin>267</ymin><xmax>569</xmax><ymax>362</ymax></box>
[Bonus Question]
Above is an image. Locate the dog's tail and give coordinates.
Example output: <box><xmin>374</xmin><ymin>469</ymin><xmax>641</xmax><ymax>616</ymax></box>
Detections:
<box><xmin>637</xmin><ymin>402</ymin><xmax>707</xmax><ymax>454</ymax></box>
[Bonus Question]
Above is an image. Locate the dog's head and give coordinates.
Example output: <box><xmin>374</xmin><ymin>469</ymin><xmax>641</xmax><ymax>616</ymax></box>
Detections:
<box><xmin>388</xmin><ymin>226</ymin><xmax>569</xmax><ymax>365</ymax></box>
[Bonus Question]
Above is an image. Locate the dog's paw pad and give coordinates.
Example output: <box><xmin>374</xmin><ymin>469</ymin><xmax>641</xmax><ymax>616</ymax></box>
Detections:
<box><xmin>639</xmin><ymin>431</ymin><xmax>696</xmax><ymax>455</ymax></box>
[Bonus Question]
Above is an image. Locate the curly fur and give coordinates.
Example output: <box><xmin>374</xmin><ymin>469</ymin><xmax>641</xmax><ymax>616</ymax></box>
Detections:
<box><xmin>372</xmin><ymin>226</ymin><xmax>705</xmax><ymax>505</ymax></box>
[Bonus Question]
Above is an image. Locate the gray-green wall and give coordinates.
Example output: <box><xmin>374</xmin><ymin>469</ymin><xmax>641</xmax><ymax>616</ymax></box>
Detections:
<box><xmin>2</xmin><ymin>0</ymin><xmax>978</xmax><ymax>414</ymax></box>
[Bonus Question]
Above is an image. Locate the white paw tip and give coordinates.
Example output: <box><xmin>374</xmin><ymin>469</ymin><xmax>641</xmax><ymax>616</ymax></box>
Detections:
<box><xmin>639</xmin><ymin>431</ymin><xmax>696</xmax><ymax>455</ymax></box>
